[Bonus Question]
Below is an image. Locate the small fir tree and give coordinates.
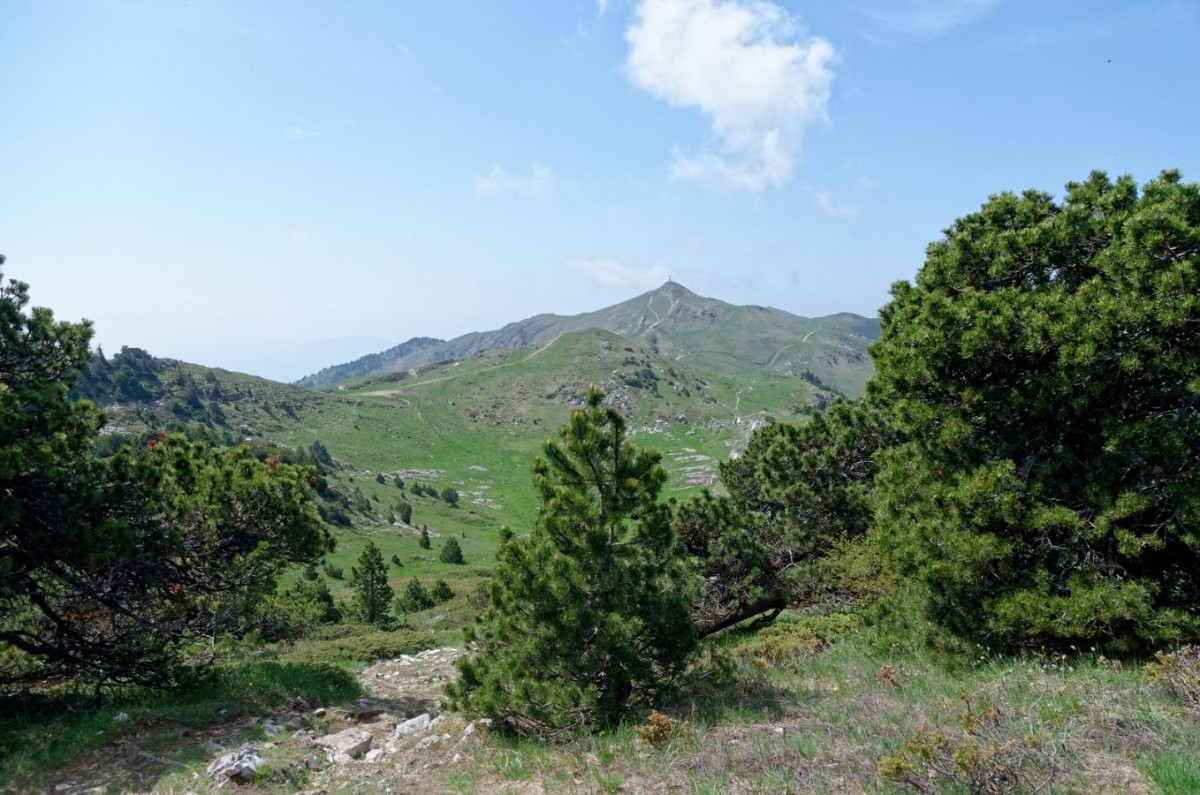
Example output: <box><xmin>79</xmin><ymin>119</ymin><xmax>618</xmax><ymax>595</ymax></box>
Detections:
<box><xmin>397</xmin><ymin>577</ymin><xmax>434</xmax><ymax>613</ymax></box>
<box><xmin>351</xmin><ymin>541</ymin><xmax>394</xmax><ymax>627</ymax></box>
<box><xmin>448</xmin><ymin>387</ymin><xmax>697</xmax><ymax>739</ymax></box>
<box><xmin>418</xmin><ymin>526</ymin><xmax>431</xmax><ymax>549</ymax></box>
<box><xmin>439</xmin><ymin>536</ymin><xmax>465</xmax><ymax>564</ymax></box>
<box><xmin>432</xmin><ymin>578</ymin><xmax>455</xmax><ymax>603</ymax></box>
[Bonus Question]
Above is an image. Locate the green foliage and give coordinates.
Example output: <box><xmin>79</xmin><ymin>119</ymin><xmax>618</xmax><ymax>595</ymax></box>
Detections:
<box><xmin>449</xmin><ymin>387</ymin><xmax>698</xmax><ymax>739</ymax></box>
<box><xmin>439</xmin><ymin>535</ymin><xmax>465</xmax><ymax>564</ymax></box>
<box><xmin>729</xmin><ymin>614</ymin><xmax>862</xmax><ymax>670</ymax></box>
<box><xmin>419</xmin><ymin>526</ymin><xmax>431</xmax><ymax>549</ymax></box>
<box><xmin>322</xmin><ymin>561</ymin><xmax>344</xmax><ymax>579</ymax></box>
<box><xmin>870</xmin><ymin>170</ymin><xmax>1200</xmax><ymax>653</ymax></box>
<box><xmin>397</xmin><ymin>499</ymin><xmax>413</xmax><ymax>525</ymax></box>
<box><xmin>397</xmin><ymin>576</ymin><xmax>434</xmax><ymax>613</ymax></box>
<box><xmin>676</xmin><ymin>397</ymin><xmax>894</xmax><ymax>636</ymax></box>
<box><xmin>287</xmin><ymin>576</ymin><xmax>342</xmax><ymax>625</ymax></box>
<box><xmin>0</xmin><ymin>264</ymin><xmax>329</xmax><ymax>690</ymax></box>
<box><xmin>432</xmin><ymin>578</ymin><xmax>455</xmax><ymax>603</ymax></box>
<box><xmin>441</xmin><ymin>486</ymin><xmax>460</xmax><ymax>506</ymax></box>
<box><xmin>350</xmin><ymin>541</ymin><xmax>394</xmax><ymax>627</ymax></box>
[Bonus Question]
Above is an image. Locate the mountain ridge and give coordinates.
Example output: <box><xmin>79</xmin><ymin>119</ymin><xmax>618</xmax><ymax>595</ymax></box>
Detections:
<box><xmin>297</xmin><ymin>282</ymin><xmax>879</xmax><ymax>396</ymax></box>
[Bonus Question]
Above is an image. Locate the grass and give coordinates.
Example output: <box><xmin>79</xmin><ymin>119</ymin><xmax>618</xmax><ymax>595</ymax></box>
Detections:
<box><xmin>416</xmin><ymin>615</ymin><xmax>1200</xmax><ymax>794</ymax></box>
<box><xmin>6</xmin><ymin>608</ymin><xmax>1200</xmax><ymax>793</ymax></box>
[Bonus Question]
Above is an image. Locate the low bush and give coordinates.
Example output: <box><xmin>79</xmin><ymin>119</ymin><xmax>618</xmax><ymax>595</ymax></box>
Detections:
<box><xmin>877</xmin><ymin>692</ymin><xmax>1056</xmax><ymax>794</ymax></box>
<box><xmin>633</xmin><ymin>710</ymin><xmax>691</xmax><ymax>749</ymax></box>
<box><xmin>731</xmin><ymin>613</ymin><xmax>861</xmax><ymax>669</ymax></box>
<box><xmin>1145</xmin><ymin>645</ymin><xmax>1200</xmax><ymax>708</ymax></box>
<box><xmin>278</xmin><ymin>625</ymin><xmax>436</xmax><ymax>666</ymax></box>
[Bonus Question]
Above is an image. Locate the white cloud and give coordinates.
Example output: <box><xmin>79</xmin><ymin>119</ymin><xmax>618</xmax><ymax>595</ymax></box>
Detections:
<box><xmin>855</xmin><ymin>0</ymin><xmax>998</xmax><ymax>40</ymax></box>
<box><xmin>596</xmin><ymin>0</ymin><xmax>610</xmax><ymax>15</ymax></box>
<box><xmin>286</xmin><ymin>125</ymin><xmax>311</xmax><ymax>140</ymax></box>
<box><xmin>473</xmin><ymin>163</ymin><xmax>554</xmax><ymax>197</ymax></box>
<box><xmin>568</xmin><ymin>258</ymin><xmax>670</xmax><ymax>288</ymax></box>
<box><xmin>625</xmin><ymin>0</ymin><xmax>836</xmax><ymax>191</ymax></box>
<box><xmin>812</xmin><ymin>189</ymin><xmax>858</xmax><ymax>221</ymax></box>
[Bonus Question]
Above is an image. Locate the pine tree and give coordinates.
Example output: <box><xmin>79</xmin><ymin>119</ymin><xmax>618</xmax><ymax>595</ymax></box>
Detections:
<box><xmin>870</xmin><ymin>170</ymin><xmax>1200</xmax><ymax>653</ymax></box>
<box><xmin>448</xmin><ymin>387</ymin><xmax>697</xmax><ymax>739</ymax></box>
<box><xmin>418</xmin><ymin>526</ymin><xmax>431</xmax><ymax>549</ymax></box>
<box><xmin>439</xmin><ymin>536</ymin><xmax>464</xmax><ymax>564</ymax></box>
<box><xmin>397</xmin><ymin>576</ymin><xmax>433</xmax><ymax>613</ymax></box>
<box><xmin>351</xmin><ymin>541</ymin><xmax>394</xmax><ymax>627</ymax></box>
<box><xmin>432</xmin><ymin>578</ymin><xmax>455</xmax><ymax>603</ymax></box>
<box><xmin>0</xmin><ymin>257</ymin><xmax>329</xmax><ymax>688</ymax></box>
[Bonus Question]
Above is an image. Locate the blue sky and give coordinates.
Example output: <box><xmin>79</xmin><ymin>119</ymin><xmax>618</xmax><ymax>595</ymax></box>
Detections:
<box><xmin>2</xmin><ymin>0</ymin><xmax>1197</xmax><ymax>381</ymax></box>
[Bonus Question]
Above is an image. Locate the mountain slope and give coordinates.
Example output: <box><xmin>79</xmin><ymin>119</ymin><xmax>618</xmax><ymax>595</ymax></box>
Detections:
<box><xmin>297</xmin><ymin>282</ymin><xmax>878</xmax><ymax>397</ymax></box>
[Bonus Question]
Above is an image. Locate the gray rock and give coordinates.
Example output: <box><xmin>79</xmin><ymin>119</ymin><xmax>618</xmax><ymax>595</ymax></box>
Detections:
<box><xmin>263</xmin><ymin>719</ymin><xmax>281</xmax><ymax>737</ymax></box>
<box><xmin>203</xmin><ymin>741</ymin><xmax>225</xmax><ymax>754</ymax></box>
<box><xmin>364</xmin><ymin>748</ymin><xmax>385</xmax><ymax>762</ymax></box>
<box><xmin>315</xmin><ymin>728</ymin><xmax>373</xmax><ymax>759</ymax></box>
<box><xmin>459</xmin><ymin>717</ymin><xmax>493</xmax><ymax>744</ymax></box>
<box><xmin>206</xmin><ymin>744</ymin><xmax>264</xmax><ymax>783</ymax></box>
<box><xmin>305</xmin><ymin>754</ymin><xmax>323</xmax><ymax>771</ymax></box>
<box><xmin>413</xmin><ymin>735</ymin><xmax>440</xmax><ymax>751</ymax></box>
<box><xmin>395</xmin><ymin>713</ymin><xmax>432</xmax><ymax>737</ymax></box>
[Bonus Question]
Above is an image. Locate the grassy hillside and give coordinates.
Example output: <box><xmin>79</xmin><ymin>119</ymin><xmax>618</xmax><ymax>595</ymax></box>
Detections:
<box><xmin>283</xmin><ymin>328</ymin><xmax>829</xmax><ymax>528</ymax></box>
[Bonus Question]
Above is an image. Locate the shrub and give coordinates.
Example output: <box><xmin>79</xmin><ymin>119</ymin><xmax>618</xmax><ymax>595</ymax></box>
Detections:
<box><xmin>731</xmin><ymin>614</ymin><xmax>861</xmax><ymax>669</ymax></box>
<box><xmin>432</xmin><ymin>579</ymin><xmax>455</xmax><ymax>603</ymax></box>
<box><xmin>397</xmin><ymin>577</ymin><xmax>434</xmax><ymax>614</ymax></box>
<box><xmin>322</xmin><ymin>562</ymin><xmax>344</xmax><ymax>580</ymax></box>
<box><xmin>1146</xmin><ymin>645</ymin><xmax>1200</xmax><ymax>708</ymax></box>
<box><xmin>633</xmin><ymin>710</ymin><xmax>691</xmax><ymax>749</ymax></box>
<box><xmin>877</xmin><ymin>692</ymin><xmax>1056</xmax><ymax>794</ymax></box>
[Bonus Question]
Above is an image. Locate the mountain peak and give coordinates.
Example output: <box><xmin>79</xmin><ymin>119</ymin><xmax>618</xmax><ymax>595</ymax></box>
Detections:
<box><xmin>652</xmin><ymin>280</ymin><xmax>696</xmax><ymax>298</ymax></box>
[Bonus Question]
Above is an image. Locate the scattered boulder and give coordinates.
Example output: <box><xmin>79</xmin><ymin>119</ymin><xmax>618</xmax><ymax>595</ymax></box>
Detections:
<box><xmin>315</xmin><ymin>728</ymin><xmax>373</xmax><ymax>759</ymax></box>
<box><xmin>206</xmin><ymin>744</ymin><xmax>265</xmax><ymax>783</ymax></box>
<box><xmin>395</xmin><ymin>713</ymin><xmax>432</xmax><ymax>737</ymax></box>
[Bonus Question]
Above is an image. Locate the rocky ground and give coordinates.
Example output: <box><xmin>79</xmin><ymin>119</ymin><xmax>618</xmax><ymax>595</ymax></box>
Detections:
<box><xmin>203</xmin><ymin>647</ymin><xmax>496</xmax><ymax>795</ymax></box>
<box><xmin>38</xmin><ymin>648</ymin><xmax>510</xmax><ymax>795</ymax></box>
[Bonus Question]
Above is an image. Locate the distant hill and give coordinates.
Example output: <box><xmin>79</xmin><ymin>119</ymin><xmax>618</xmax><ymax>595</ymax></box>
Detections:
<box><xmin>296</xmin><ymin>282</ymin><xmax>879</xmax><ymax>397</ymax></box>
<box><xmin>296</xmin><ymin>336</ymin><xmax>442</xmax><ymax>388</ymax></box>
